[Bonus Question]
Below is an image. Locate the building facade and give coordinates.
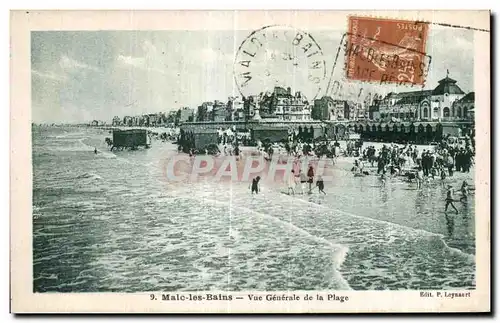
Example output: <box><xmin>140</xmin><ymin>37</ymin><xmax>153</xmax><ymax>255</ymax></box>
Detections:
<box><xmin>378</xmin><ymin>73</ymin><xmax>473</xmax><ymax>122</ymax></box>
<box><xmin>230</xmin><ymin>97</ymin><xmax>245</xmax><ymax>121</ymax></box>
<box><xmin>112</xmin><ymin>116</ymin><xmax>122</xmax><ymax>126</ymax></box>
<box><xmin>179</xmin><ymin>107</ymin><xmax>194</xmax><ymax>123</ymax></box>
<box><xmin>258</xmin><ymin>87</ymin><xmax>311</xmax><ymax>121</ymax></box>
<box><xmin>312</xmin><ymin>97</ymin><xmax>363</xmax><ymax>121</ymax></box>
<box><xmin>452</xmin><ymin>92</ymin><xmax>475</xmax><ymax>121</ymax></box>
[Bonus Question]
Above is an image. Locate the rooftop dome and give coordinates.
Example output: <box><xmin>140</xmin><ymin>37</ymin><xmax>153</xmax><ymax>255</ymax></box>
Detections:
<box><xmin>432</xmin><ymin>72</ymin><xmax>465</xmax><ymax>95</ymax></box>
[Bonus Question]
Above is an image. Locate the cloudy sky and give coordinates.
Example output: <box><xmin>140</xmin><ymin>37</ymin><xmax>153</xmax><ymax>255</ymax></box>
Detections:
<box><xmin>31</xmin><ymin>28</ymin><xmax>474</xmax><ymax>123</ymax></box>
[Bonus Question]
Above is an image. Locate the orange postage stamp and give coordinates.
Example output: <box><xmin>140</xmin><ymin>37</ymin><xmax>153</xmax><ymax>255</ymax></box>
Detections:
<box><xmin>346</xmin><ymin>16</ymin><xmax>429</xmax><ymax>86</ymax></box>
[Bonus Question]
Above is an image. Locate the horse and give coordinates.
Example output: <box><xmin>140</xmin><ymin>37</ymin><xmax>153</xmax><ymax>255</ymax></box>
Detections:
<box><xmin>105</xmin><ymin>137</ymin><xmax>113</xmax><ymax>146</ymax></box>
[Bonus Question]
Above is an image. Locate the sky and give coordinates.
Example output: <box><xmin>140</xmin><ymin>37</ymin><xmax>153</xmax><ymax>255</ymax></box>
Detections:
<box><xmin>31</xmin><ymin>27</ymin><xmax>474</xmax><ymax>123</ymax></box>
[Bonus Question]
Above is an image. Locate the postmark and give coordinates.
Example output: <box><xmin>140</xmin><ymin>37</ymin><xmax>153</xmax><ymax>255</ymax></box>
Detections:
<box><xmin>345</xmin><ymin>16</ymin><xmax>430</xmax><ymax>86</ymax></box>
<box><xmin>234</xmin><ymin>25</ymin><xmax>327</xmax><ymax>101</ymax></box>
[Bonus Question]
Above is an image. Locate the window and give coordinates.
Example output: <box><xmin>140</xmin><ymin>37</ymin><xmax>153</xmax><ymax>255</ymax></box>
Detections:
<box><xmin>423</xmin><ymin>108</ymin><xmax>428</xmax><ymax>118</ymax></box>
<box><xmin>433</xmin><ymin>107</ymin><xmax>439</xmax><ymax>117</ymax></box>
<box><xmin>463</xmin><ymin>106</ymin><xmax>468</xmax><ymax>117</ymax></box>
<box><xmin>457</xmin><ymin>107</ymin><xmax>462</xmax><ymax>117</ymax></box>
<box><xmin>452</xmin><ymin>106</ymin><xmax>455</xmax><ymax>117</ymax></box>
<box><xmin>443</xmin><ymin>107</ymin><xmax>450</xmax><ymax>117</ymax></box>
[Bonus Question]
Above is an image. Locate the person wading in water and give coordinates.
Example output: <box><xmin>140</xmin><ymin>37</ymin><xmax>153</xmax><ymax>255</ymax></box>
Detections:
<box><xmin>316</xmin><ymin>175</ymin><xmax>326</xmax><ymax>195</ymax></box>
<box><xmin>299</xmin><ymin>170</ymin><xmax>308</xmax><ymax>195</ymax></box>
<box><xmin>459</xmin><ymin>180</ymin><xmax>469</xmax><ymax>203</ymax></box>
<box><xmin>445</xmin><ymin>185</ymin><xmax>459</xmax><ymax>214</ymax></box>
<box><xmin>250</xmin><ymin>176</ymin><xmax>261</xmax><ymax>195</ymax></box>
<box><xmin>307</xmin><ymin>165</ymin><xmax>315</xmax><ymax>193</ymax></box>
<box><xmin>440</xmin><ymin>166</ymin><xmax>447</xmax><ymax>188</ymax></box>
<box><xmin>416</xmin><ymin>167</ymin><xmax>424</xmax><ymax>189</ymax></box>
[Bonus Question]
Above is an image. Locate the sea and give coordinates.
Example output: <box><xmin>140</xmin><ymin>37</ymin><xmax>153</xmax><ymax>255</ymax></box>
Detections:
<box><xmin>32</xmin><ymin>125</ymin><xmax>476</xmax><ymax>292</ymax></box>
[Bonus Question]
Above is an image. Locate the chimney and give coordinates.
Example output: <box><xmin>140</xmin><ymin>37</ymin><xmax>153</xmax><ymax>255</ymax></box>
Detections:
<box><xmin>287</xmin><ymin>87</ymin><xmax>291</xmax><ymax>95</ymax></box>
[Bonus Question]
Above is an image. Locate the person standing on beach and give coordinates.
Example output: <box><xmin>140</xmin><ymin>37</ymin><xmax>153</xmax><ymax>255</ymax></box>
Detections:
<box><xmin>94</xmin><ymin>147</ymin><xmax>98</xmax><ymax>154</ymax></box>
<box><xmin>459</xmin><ymin>180</ymin><xmax>469</xmax><ymax>203</ymax></box>
<box><xmin>416</xmin><ymin>167</ymin><xmax>424</xmax><ymax>189</ymax></box>
<box><xmin>307</xmin><ymin>165</ymin><xmax>315</xmax><ymax>193</ymax></box>
<box><xmin>250</xmin><ymin>176</ymin><xmax>261</xmax><ymax>195</ymax></box>
<box><xmin>299</xmin><ymin>170</ymin><xmax>308</xmax><ymax>195</ymax></box>
<box><xmin>316</xmin><ymin>175</ymin><xmax>326</xmax><ymax>194</ymax></box>
<box><xmin>445</xmin><ymin>185</ymin><xmax>459</xmax><ymax>214</ymax></box>
<box><xmin>447</xmin><ymin>153</ymin><xmax>454</xmax><ymax>177</ymax></box>
<box><xmin>440</xmin><ymin>166</ymin><xmax>447</xmax><ymax>188</ymax></box>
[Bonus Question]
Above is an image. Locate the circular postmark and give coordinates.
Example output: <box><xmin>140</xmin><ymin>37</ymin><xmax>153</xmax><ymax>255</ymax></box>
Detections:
<box><xmin>233</xmin><ymin>25</ymin><xmax>326</xmax><ymax>101</ymax></box>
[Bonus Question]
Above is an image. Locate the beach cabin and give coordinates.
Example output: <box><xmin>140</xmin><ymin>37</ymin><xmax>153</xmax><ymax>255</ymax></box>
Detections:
<box><xmin>193</xmin><ymin>129</ymin><xmax>219</xmax><ymax>150</ymax></box>
<box><xmin>111</xmin><ymin>129</ymin><xmax>151</xmax><ymax>151</ymax></box>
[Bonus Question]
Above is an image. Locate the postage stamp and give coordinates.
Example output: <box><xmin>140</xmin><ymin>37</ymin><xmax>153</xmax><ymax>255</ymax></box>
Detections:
<box><xmin>10</xmin><ymin>10</ymin><xmax>490</xmax><ymax>314</ymax></box>
<box><xmin>324</xmin><ymin>30</ymin><xmax>432</xmax><ymax>105</ymax></box>
<box><xmin>346</xmin><ymin>16</ymin><xmax>430</xmax><ymax>86</ymax></box>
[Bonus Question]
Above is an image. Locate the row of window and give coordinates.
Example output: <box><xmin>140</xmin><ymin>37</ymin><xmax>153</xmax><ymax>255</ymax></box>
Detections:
<box><xmin>421</xmin><ymin>106</ymin><xmax>471</xmax><ymax>118</ymax></box>
<box><xmin>276</xmin><ymin>107</ymin><xmax>309</xmax><ymax>113</ymax></box>
<box><xmin>278</xmin><ymin>99</ymin><xmax>307</xmax><ymax>105</ymax></box>
<box><xmin>280</xmin><ymin>115</ymin><xmax>311</xmax><ymax>120</ymax></box>
<box><xmin>379</xmin><ymin>105</ymin><xmax>472</xmax><ymax>119</ymax></box>
<box><xmin>379</xmin><ymin>111</ymin><xmax>472</xmax><ymax>120</ymax></box>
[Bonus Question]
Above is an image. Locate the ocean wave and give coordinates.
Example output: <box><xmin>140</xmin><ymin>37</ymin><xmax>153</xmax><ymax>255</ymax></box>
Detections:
<box><xmin>168</xmin><ymin>191</ymin><xmax>352</xmax><ymax>290</ymax></box>
<box><xmin>96</xmin><ymin>151</ymin><xmax>117</xmax><ymax>159</ymax></box>
<box><xmin>34</xmin><ymin>273</ymin><xmax>58</xmax><ymax>281</ymax></box>
<box><xmin>167</xmin><ymin>182</ymin><xmax>475</xmax><ymax>289</ymax></box>
<box><xmin>46</xmin><ymin>146</ymin><xmax>91</xmax><ymax>152</ymax></box>
<box><xmin>51</xmin><ymin>132</ymin><xmax>85</xmax><ymax>139</ymax></box>
<box><xmin>290</xmin><ymin>196</ymin><xmax>475</xmax><ymax>262</ymax></box>
<box><xmin>76</xmin><ymin>172</ymin><xmax>102</xmax><ymax>180</ymax></box>
<box><xmin>44</xmin><ymin>137</ymin><xmax>93</xmax><ymax>152</ymax></box>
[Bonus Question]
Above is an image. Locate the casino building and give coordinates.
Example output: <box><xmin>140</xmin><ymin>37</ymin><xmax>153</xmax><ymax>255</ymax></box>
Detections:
<box><xmin>347</xmin><ymin>72</ymin><xmax>475</xmax><ymax>144</ymax></box>
<box><xmin>378</xmin><ymin>71</ymin><xmax>474</xmax><ymax>122</ymax></box>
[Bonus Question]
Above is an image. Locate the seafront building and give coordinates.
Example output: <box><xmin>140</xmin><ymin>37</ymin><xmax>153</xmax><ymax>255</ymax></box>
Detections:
<box><xmin>312</xmin><ymin>97</ymin><xmax>367</xmax><ymax>121</ymax></box>
<box><xmin>377</xmin><ymin>73</ymin><xmax>474</xmax><ymax>122</ymax></box>
<box><xmin>179</xmin><ymin>107</ymin><xmax>194</xmax><ymax>123</ymax></box>
<box><xmin>312</xmin><ymin>73</ymin><xmax>473</xmax><ymax>124</ymax></box>
<box><xmin>106</xmin><ymin>73</ymin><xmax>475</xmax><ymax>148</ymax></box>
<box><xmin>259</xmin><ymin>87</ymin><xmax>311</xmax><ymax>121</ymax></box>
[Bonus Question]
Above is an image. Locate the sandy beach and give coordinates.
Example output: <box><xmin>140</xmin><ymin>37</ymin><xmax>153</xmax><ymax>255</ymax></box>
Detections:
<box><xmin>32</xmin><ymin>126</ymin><xmax>475</xmax><ymax>292</ymax></box>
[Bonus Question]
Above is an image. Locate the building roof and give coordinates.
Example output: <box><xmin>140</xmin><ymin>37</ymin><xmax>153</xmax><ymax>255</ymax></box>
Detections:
<box><xmin>382</xmin><ymin>74</ymin><xmax>466</xmax><ymax>100</ymax></box>
<box><xmin>395</xmin><ymin>90</ymin><xmax>433</xmax><ymax>105</ymax></box>
<box><xmin>273</xmin><ymin>86</ymin><xmax>292</xmax><ymax>97</ymax></box>
<box><xmin>383</xmin><ymin>90</ymin><xmax>432</xmax><ymax>101</ymax></box>
<box><xmin>432</xmin><ymin>76</ymin><xmax>465</xmax><ymax>95</ymax></box>
<box><xmin>456</xmin><ymin>92</ymin><xmax>475</xmax><ymax>103</ymax></box>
